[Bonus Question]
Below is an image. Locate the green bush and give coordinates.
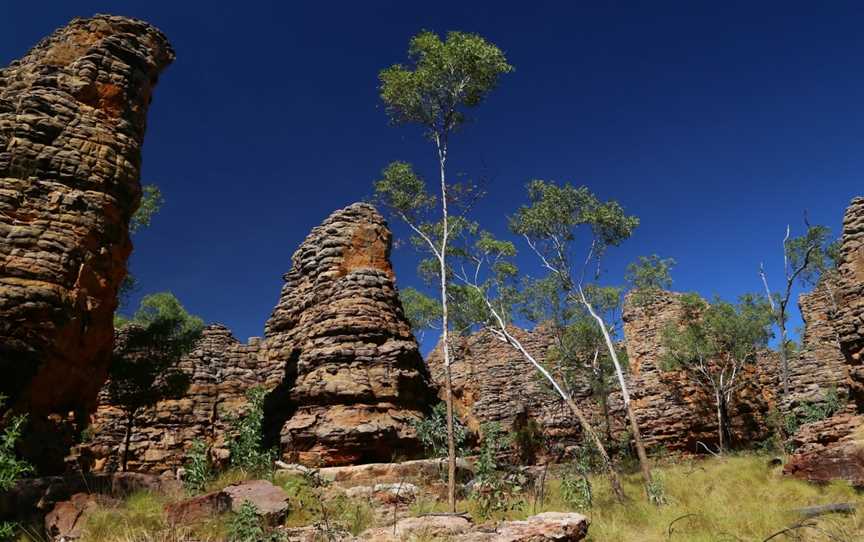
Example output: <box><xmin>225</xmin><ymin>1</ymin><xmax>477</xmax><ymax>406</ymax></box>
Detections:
<box><xmin>183</xmin><ymin>439</ymin><xmax>213</xmax><ymax>493</ymax></box>
<box><xmin>411</xmin><ymin>402</ymin><xmax>468</xmax><ymax>458</ymax></box>
<box><xmin>0</xmin><ymin>395</ymin><xmax>32</xmax><ymax>540</ymax></box>
<box><xmin>228</xmin><ymin>387</ymin><xmax>276</xmax><ymax>476</ymax></box>
<box><xmin>471</xmin><ymin>422</ymin><xmax>518</xmax><ymax>519</ymax></box>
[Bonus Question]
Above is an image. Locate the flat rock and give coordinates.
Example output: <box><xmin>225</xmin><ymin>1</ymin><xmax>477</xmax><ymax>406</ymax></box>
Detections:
<box><xmin>44</xmin><ymin>493</ymin><xmax>99</xmax><ymax>541</ymax></box>
<box><xmin>223</xmin><ymin>479</ymin><xmax>290</xmax><ymax>520</ymax></box>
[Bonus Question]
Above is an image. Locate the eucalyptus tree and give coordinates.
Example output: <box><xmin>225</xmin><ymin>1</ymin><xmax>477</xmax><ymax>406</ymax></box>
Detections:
<box><xmin>375</xmin><ymin>30</ymin><xmax>512</xmax><ymax>511</ymax></box>
<box><xmin>451</xmin><ymin>231</ymin><xmax>627</xmax><ymax>503</ymax></box>
<box><xmin>625</xmin><ymin>255</ymin><xmax>676</xmax><ymax>306</ymax></box>
<box><xmin>758</xmin><ymin>223</ymin><xmax>834</xmax><ymax>399</ymax></box>
<box><xmin>661</xmin><ymin>294</ymin><xmax>773</xmax><ymax>452</ymax></box>
<box><xmin>509</xmin><ymin>180</ymin><xmax>656</xmax><ymax>491</ymax></box>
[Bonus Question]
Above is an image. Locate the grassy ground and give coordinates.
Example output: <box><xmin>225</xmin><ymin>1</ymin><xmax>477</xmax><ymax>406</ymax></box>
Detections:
<box><xmin>18</xmin><ymin>453</ymin><xmax>864</xmax><ymax>541</ymax></box>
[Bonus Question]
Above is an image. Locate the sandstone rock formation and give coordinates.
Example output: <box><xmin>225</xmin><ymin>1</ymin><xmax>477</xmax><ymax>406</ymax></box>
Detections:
<box><xmin>833</xmin><ymin>197</ymin><xmax>864</xmax><ymax>406</ymax></box>
<box><xmin>618</xmin><ymin>291</ymin><xmax>777</xmax><ymax>452</ymax></box>
<box><xmin>426</xmin><ymin>325</ymin><xmax>593</xmax><ymax>453</ymax></box>
<box><xmin>81</xmin><ymin>324</ymin><xmax>277</xmax><ymax>474</ymax></box>
<box><xmin>785</xmin><ymin>197</ymin><xmax>864</xmax><ymax>485</ymax></box>
<box><xmin>0</xmin><ymin>15</ymin><xmax>173</xmax><ymax>439</ymax></box>
<box><xmin>262</xmin><ymin>203</ymin><xmax>433</xmax><ymax>466</ymax></box>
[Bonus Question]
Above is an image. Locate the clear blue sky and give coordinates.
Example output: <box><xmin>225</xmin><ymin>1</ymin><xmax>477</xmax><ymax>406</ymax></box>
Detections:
<box><xmin>3</xmin><ymin>2</ymin><xmax>862</xmax><ymax>351</ymax></box>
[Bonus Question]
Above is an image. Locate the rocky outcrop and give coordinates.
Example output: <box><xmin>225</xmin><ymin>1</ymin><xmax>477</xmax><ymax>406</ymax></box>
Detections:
<box><xmin>617</xmin><ymin>292</ymin><xmax>778</xmax><ymax>452</ymax></box>
<box><xmin>784</xmin><ymin>276</ymin><xmax>848</xmax><ymax>410</ymax></box>
<box><xmin>0</xmin><ymin>14</ymin><xmax>173</xmax><ymax>472</ymax></box>
<box><xmin>785</xmin><ymin>197</ymin><xmax>864</xmax><ymax>485</ymax></box>
<box><xmin>79</xmin><ymin>324</ymin><xmax>278</xmax><ymax>474</ymax></box>
<box><xmin>263</xmin><ymin>203</ymin><xmax>433</xmax><ymax>466</ymax></box>
<box><xmin>833</xmin><ymin>197</ymin><xmax>864</xmax><ymax>407</ymax></box>
<box><xmin>426</xmin><ymin>325</ymin><xmax>593</xmax><ymax>453</ymax></box>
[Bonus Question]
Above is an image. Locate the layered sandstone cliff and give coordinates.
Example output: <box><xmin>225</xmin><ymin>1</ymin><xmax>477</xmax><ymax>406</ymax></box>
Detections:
<box><xmin>426</xmin><ymin>325</ymin><xmax>594</xmax><ymax>454</ymax></box>
<box><xmin>263</xmin><ymin>203</ymin><xmax>434</xmax><ymax>466</ymax></box>
<box><xmin>80</xmin><ymin>325</ymin><xmax>279</xmax><ymax>474</ymax></box>
<box><xmin>785</xmin><ymin>197</ymin><xmax>864</xmax><ymax>485</ymax></box>
<box><xmin>0</xmin><ymin>15</ymin><xmax>173</xmax><ymax>423</ymax></box>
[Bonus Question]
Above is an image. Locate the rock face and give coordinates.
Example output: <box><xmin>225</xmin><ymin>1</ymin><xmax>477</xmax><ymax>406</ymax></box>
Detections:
<box><xmin>833</xmin><ymin>197</ymin><xmax>864</xmax><ymax>407</ymax></box>
<box><xmin>619</xmin><ymin>291</ymin><xmax>778</xmax><ymax>452</ymax></box>
<box><xmin>80</xmin><ymin>324</ymin><xmax>277</xmax><ymax>474</ymax></box>
<box><xmin>0</xmin><ymin>16</ymin><xmax>173</xmax><ymax>428</ymax></box>
<box><xmin>262</xmin><ymin>203</ymin><xmax>434</xmax><ymax>466</ymax></box>
<box><xmin>785</xmin><ymin>197</ymin><xmax>864</xmax><ymax>485</ymax></box>
<box><xmin>426</xmin><ymin>325</ymin><xmax>592</xmax><ymax>452</ymax></box>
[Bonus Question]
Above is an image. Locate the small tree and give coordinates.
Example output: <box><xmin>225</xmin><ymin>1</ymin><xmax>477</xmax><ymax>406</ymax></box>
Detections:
<box><xmin>661</xmin><ymin>293</ymin><xmax>773</xmax><ymax>452</ymax></box>
<box><xmin>109</xmin><ymin>292</ymin><xmax>203</xmax><ymax>471</ymax></box>
<box><xmin>759</xmin><ymin>222</ymin><xmax>834</xmax><ymax>399</ymax></box>
<box><xmin>626</xmin><ymin>255</ymin><xmax>676</xmax><ymax>306</ymax></box>
<box><xmin>376</xmin><ymin>30</ymin><xmax>512</xmax><ymax>512</ymax></box>
<box><xmin>509</xmin><ymin>180</ymin><xmax>655</xmax><ymax>493</ymax></box>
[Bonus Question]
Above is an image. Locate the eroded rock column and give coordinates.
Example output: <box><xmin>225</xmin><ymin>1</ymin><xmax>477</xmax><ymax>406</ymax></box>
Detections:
<box><xmin>0</xmin><ymin>15</ymin><xmax>174</xmax><ymax>425</ymax></box>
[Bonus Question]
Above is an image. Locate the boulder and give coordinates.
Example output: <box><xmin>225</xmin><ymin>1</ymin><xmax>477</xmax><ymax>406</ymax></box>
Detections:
<box><xmin>487</xmin><ymin>512</ymin><xmax>590</xmax><ymax>542</ymax></box>
<box><xmin>262</xmin><ymin>203</ymin><xmax>434</xmax><ymax>466</ymax></box>
<box><xmin>360</xmin><ymin>515</ymin><xmax>473</xmax><ymax>541</ymax></box>
<box><xmin>44</xmin><ymin>493</ymin><xmax>99</xmax><ymax>540</ymax></box>
<box><xmin>316</xmin><ymin>458</ymin><xmax>473</xmax><ymax>485</ymax></box>
<box><xmin>0</xmin><ymin>15</ymin><xmax>173</xmax><ymax>471</ymax></box>
<box><xmin>222</xmin><ymin>479</ymin><xmax>290</xmax><ymax>521</ymax></box>
<box><xmin>165</xmin><ymin>479</ymin><xmax>288</xmax><ymax>525</ymax></box>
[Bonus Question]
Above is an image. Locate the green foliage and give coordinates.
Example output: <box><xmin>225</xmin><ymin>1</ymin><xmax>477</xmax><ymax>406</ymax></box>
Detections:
<box><xmin>646</xmin><ymin>477</ymin><xmax>668</xmax><ymax>506</ymax></box>
<box><xmin>510</xmin><ymin>180</ymin><xmax>639</xmax><ymax>271</ymax></box>
<box><xmin>379</xmin><ymin>30</ymin><xmax>513</xmax><ymax>136</ymax></box>
<box><xmin>471</xmin><ymin>422</ymin><xmax>517</xmax><ymax>519</ymax></box>
<box><xmin>560</xmin><ymin>467</ymin><xmax>592</xmax><ymax>511</ymax></box>
<box><xmin>626</xmin><ymin>254</ymin><xmax>676</xmax><ymax>306</ymax></box>
<box><xmin>784</xmin><ymin>224</ymin><xmax>834</xmax><ymax>287</ymax></box>
<box><xmin>108</xmin><ymin>292</ymin><xmax>204</xmax><ymax>470</ymax></box>
<box><xmin>800</xmin><ymin>386</ymin><xmax>844</xmax><ymax>423</ymax></box>
<box><xmin>411</xmin><ymin>402</ymin><xmax>467</xmax><ymax>458</ymax></box>
<box><xmin>183</xmin><ymin>439</ymin><xmax>213</xmax><ymax>494</ymax></box>
<box><xmin>228</xmin><ymin>386</ymin><xmax>275</xmax><ymax>476</ymax></box>
<box><xmin>227</xmin><ymin>500</ymin><xmax>283</xmax><ymax>542</ymax></box>
<box><xmin>661</xmin><ymin>294</ymin><xmax>774</xmax><ymax>374</ymax></box>
<box><xmin>0</xmin><ymin>395</ymin><xmax>32</xmax><ymax>540</ymax></box>
<box><xmin>130</xmin><ymin>184</ymin><xmax>164</xmax><ymax>234</ymax></box>
<box><xmin>374</xmin><ymin>161</ymin><xmax>435</xmax><ymax>221</ymax></box>
<box><xmin>399</xmin><ymin>287</ymin><xmax>441</xmax><ymax>335</ymax></box>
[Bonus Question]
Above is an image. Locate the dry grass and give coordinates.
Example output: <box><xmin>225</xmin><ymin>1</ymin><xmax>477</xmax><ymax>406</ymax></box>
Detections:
<box><xmin>19</xmin><ymin>454</ymin><xmax>863</xmax><ymax>541</ymax></box>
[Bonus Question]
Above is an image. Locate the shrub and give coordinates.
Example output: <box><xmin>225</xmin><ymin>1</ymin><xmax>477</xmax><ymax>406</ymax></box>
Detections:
<box><xmin>0</xmin><ymin>395</ymin><xmax>32</xmax><ymax>540</ymax></box>
<box><xmin>471</xmin><ymin>422</ymin><xmax>518</xmax><ymax>519</ymax></box>
<box><xmin>183</xmin><ymin>439</ymin><xmax>213</xmax><ymax>493</ymax></box>
<box><xmin>228</xmin><ymin>387</ymin><xmax>275</xmax><ymax>476</ymax></box>
<box><xmin>411</xmin><ymin>402</ymin><xmax>468</xmax><ymax>458</ymax></box>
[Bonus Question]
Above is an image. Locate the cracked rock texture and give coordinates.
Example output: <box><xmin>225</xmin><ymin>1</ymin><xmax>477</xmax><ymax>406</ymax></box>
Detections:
<box><xmin>426</xmin><ymin>325</ymin><xmax>595</xmax><ymax>454</ymax></box>
<box><xmin>78</xmin><ymin>324</ymin><xmax>279</xmax><ymax>475</ymax></box>
<box><xmin>785</xmin><ymin>197</ymin><xmax>864</xmax><ymax>485</ymax></box>
<box><xmin>0</xmin><ymin>15</ymin><xmax>173</xmax><ymax>430</ymax></box>
<box><xmin>262</xmin><ymin>203</ymin><xmax>433</xmax><ymax>466</ymax></box>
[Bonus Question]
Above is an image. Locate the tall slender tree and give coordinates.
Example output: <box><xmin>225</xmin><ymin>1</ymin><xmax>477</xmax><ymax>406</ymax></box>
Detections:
<box><xmin>758</xmin><ymin>222</ymin><xmax>833</xmax><ymax>399</ymax></box>
<box><xmin>375</xmin><ymin>31</ymin><xmax>512</xmax><ymax>512</ymax></box>
<box><xmin>510</xmin><ymin>180</ymin><xmax>656</xmax><ymax>493</ymax></box>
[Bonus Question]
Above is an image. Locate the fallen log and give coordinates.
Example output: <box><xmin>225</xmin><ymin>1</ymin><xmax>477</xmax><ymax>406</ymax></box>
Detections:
<box><xmin>792</xmin><ymin>503</ymin><xmax>856</xmax><ymax>519</ymax></box>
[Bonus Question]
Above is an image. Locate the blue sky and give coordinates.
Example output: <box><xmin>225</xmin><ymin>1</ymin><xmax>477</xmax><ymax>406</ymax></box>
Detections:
<box><xmin>3</xmin><ymin>2</ymin><xmax>862</xmax><ymax>352</ymax></box>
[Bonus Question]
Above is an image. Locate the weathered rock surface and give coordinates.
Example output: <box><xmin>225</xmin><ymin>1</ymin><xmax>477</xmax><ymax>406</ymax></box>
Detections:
<box><xmin>0</xmin><ymin>15</ymin><xmax>173</xmax><ymax>437</ymax></box>
<box><xmin>44</xmin><ymin>492</ymin><xmax>100</xmax><ymax>541</ymax></box>
<box><xmin>427</xmin><ymin>325</ymin><xmax>593</xmax><ymax>453</ymax></box>
<box><xmin>263</xmin><ymin>203</ymin><xmax>433</xmax><ymax>466</ymax></box>
<box><xmin>165</xmin><ymin>479</ymin><xmax>289</xmax><ymax>525</ymax></box>
<box><xmin>80</xmin><ymin>324</ymin><xmax>277</xmax><ymax>474</ymax></box>
<box><xmin>833</xmin><ymin>197</ymin><xmax>864</xmax><ymax>407</ymax></box>
<box><xmin>785</xmin><ymin>197</ymin><xmax>864</xmax><ymax>485</ymax></box>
